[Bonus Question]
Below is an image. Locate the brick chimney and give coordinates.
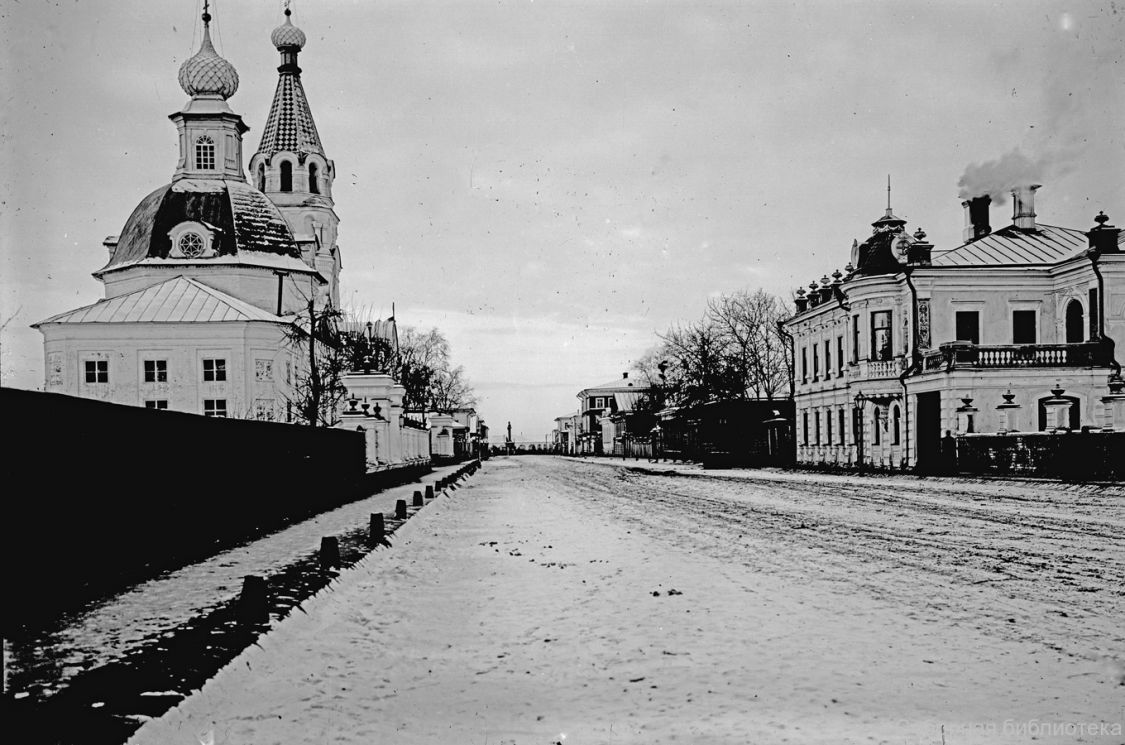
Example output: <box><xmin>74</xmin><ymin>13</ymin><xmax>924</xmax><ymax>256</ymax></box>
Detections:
<box><xmin>1011</xmin><ymin>184</ymin><xmax>1041</xmax><ymax>231</ymax></box>
<box><xmin>961</xmin><ymin>195</ymin><xmax>991</xmax><ymax>242</ymax></box>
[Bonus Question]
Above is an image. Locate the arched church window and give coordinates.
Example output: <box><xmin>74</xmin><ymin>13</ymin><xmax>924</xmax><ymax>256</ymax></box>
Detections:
<box><xmin>1065</xmin><ymin>299</ymin><xmax>1085</xmax><ymax>343</ymax></box>
<box><xmin>257</xmin><ymin>163</ymin><xmax>266</xmax><ymax>191</ymax></box>
<box><xmin>195</xmin><ymin>135</ymin><xmax>215</xmax><ymax>170</ymax></box>
<box><xmin>308</xmin><ymin>162</ymin><xmax>320</xmax><ymax>194</ymax></box>
<box><xmin>178</xmin><ymin>231</ymin><xmax>205</xmax><ymax>258</ymax></box>
<box><xmin>280</xmin><ymin>160</ymin><xmax>293</xmax><ymax>192</ymax></box>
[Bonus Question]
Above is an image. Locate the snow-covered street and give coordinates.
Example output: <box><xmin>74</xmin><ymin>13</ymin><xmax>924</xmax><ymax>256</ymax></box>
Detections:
<box><xmin>131</xmin><ymin>457</ymin><xmax>1124</xmax><ymax>745</ymax></box>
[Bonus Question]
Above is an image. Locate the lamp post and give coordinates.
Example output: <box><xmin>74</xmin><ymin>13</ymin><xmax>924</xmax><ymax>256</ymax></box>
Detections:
<box><xmin>853</xmin><ymin>391</ymin><xmax>867</xmax><ymax>472</ymax></box>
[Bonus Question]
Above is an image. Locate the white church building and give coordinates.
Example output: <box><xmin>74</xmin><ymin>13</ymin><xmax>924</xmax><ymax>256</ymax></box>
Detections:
<box><xmin>34</xmin><ymin>7</ymin><xmax>342</xmax><ymax>423</ymax></box>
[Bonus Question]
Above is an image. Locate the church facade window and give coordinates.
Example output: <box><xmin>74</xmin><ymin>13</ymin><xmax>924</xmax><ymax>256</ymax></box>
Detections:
<box><xmin>195</xmin><ymin>135</ymin><xmax>216</xmax><ymax>170</ymax></box>
<box><xmin>168</xmin><ymin>222</ymin><xmax>215</xmax><ymax>259</ymax></box>
<box><xmin>202</xmin><ymin>358</ymin><xmax>226</xmax><ymax>382</ymax></box>
<box><xmin>84</xmin><ymin>359</ymin><xmax>108</xmax><ymax>384</ymax></box>
<box><xmin>203</xmin><ymin>399</ymin><xmax>228</xmax><ymax>417</ymax></box>
<box><xmin>143</xmin><ymin>359</ymin><xmax>168</xmax><ymax>383</ymax></box>
<box><xmin>308</xmin><ymin>162</ymin><xmax>320</xmax><ymax>194</ymax></box>
<box><xmin>178</xmin><ymin>231</ymin><xmax>205</xmax><ymax>258</ymax></box>
<box><xmin>280</xmin><ymin>160</ymin><xmax>293</xmax><ymax>191</ymax></box>
<box><xmin>257</xmin><ymin>163</ymin><xmax>266</xmax><ymax>191</ymax></box>
<box><xmin>144</xmin><ymin>400</ymin><xmax>169</xmax><ymax>410</ymax></box>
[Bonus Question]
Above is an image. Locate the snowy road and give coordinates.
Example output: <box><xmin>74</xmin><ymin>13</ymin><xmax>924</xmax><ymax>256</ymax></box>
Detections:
<box><xmin>131</xmin><ymin>457</ymin><xmax>1124</xmax><ymax>745</ymax></box>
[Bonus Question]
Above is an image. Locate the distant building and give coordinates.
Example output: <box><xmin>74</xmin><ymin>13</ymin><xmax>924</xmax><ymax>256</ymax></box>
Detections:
<box><xmin>575</xmin><ymin>372</ymin><xmax>656</xmax><ymax>454</ymax></box>
<box><xmin>552</xmin><ymin>413</ymin><xmax>579</xmax><ymax>454</ymax></box>
<box><xmin>783</xmin><ymin>184</ymin><xmax>1123</xmax><ymax>471</ymax></box>
<box><xmin>34</xmin><ymin>8</ymin><xmax>340</xmax><ymax>423</ymax></box>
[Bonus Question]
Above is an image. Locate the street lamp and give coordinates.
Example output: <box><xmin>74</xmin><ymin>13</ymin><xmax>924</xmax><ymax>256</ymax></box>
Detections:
<box><xmin>853</xmin><ymin>391</ymin><xmax>867</xmax><ymax>472</ymax></box>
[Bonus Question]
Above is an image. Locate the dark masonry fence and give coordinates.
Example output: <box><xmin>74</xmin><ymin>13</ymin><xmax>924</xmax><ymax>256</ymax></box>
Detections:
<box><xmin>1</xmin><ymin>387</ymin><xmax>428</xmax><ymax>631</ymax></box>
<box><xmin>945</xmin><ymin>431</ymin><xmax>1124</xmax><ymax>481</ymax></box>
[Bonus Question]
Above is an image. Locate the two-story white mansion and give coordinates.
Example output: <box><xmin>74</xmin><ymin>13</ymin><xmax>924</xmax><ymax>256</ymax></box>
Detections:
<box><xmin>783</xmin><ymin>184</ymin><xmax>1123</xmax><ymax>471</ymax></box>
<box><xmin>34</xmin><ymin>7</ymin><xmax>340</xmax><ymax>422</ymax></box>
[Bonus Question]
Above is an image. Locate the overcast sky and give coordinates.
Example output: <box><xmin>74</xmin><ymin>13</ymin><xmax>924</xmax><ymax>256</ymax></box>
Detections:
<box><xmin>1</xmin><ymin>0</ymin><xmax>1122</xmax><ymax>440</ymax></box>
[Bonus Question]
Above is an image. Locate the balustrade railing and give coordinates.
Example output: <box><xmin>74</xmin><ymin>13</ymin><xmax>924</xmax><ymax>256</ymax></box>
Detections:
<box><xmin>920</xmin><ymin>341</ymin><xmax>1110</xmax><ymax>371</ymax></box>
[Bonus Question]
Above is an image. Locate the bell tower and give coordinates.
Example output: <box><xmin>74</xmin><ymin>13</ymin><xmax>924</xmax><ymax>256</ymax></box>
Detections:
<box><xmin>249</xmin><ymin>6</ymin><xmax>341</xmax><ymax>308</ymax></box>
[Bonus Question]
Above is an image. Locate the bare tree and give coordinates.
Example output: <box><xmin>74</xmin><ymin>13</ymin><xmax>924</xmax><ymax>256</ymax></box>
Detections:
<box><xmin>283</xmin><ymin>299</ymin><xmax>348</xmax><ymax>427</ymax></box>
<box><xmin>644</xmin><ymin>288</ymin><xmax>794</xmax><ymax>408</ymax></box>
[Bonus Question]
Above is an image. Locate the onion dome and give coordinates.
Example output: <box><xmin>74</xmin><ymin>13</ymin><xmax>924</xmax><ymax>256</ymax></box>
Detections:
<box><xmin>178</xmin><ymin>9</ymin><xmax>239</xmax><ymax>99</ymax></box>
<box><xmin>271</xmin><ymin>9</ymin><xmax>307</xmax><ymax>50</ymax></box>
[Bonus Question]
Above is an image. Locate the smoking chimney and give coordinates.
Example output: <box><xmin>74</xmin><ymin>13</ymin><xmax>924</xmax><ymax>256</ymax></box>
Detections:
<box><xmin>1011</xmin><ymin>184</ymin><xmax>1041</xmax><ymax>231</ymax></box>
<box><xmin>961</xmin><ymin>195</ymin><xmax>991</xmax><ymax>242</ymax></box>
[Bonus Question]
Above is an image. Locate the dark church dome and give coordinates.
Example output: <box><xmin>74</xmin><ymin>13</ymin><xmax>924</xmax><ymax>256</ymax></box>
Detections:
<box><xmin>99</xmin><ymin>179</ymin><xmax>300</xmax><ymax>273</ymax></box>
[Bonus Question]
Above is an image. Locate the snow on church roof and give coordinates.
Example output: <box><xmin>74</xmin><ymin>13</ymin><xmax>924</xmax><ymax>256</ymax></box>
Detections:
<box><xmin>34</xmin><ymin>276</ymin><xmax>287</xmax><ymax>326</ymax></box>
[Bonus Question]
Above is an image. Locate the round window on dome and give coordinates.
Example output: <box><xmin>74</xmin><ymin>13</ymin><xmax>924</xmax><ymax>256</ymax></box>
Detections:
<box><xmin>178</xmin><ymin>232</ymin><xmax>205</xmax><ymax>258</ymax></box>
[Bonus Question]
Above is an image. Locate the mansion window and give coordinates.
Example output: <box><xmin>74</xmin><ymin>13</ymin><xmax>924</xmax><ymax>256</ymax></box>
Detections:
<box><xmin>802</xmin><ymin>412</ymin><xmax>809</xmax><ymax>445</ymax></box>
<box><xmin>838</xmin><ymin>408</ymin><xmax>846</xmax><ymax>444</ymax></box>
<box><xmin>824</xmin><ymin>340</ymin><xmax>831</xmax><ymax>379</ymax></box>
<box><xmin>826</xmin><ymin>409</ymin><xmax>832</xmax><ymax>443</ymax></box>
<box><xmin>1065</xmin><ymin>300</ymin><xmax>1085</xmax><ymax>343</ymax></box>
<box><xmin>202</xmin><ymin>358</ymin><xmax>227</xmax><ymax>382</ymax></box>
<box><xmin>801</xmin><ymin>348</ymin><xmax>808</xmax><ymax>382</ymax></box>
<box><xmin>812</xmin><ymin>345</ymin><xmax>819</xmax><ymax>379</ymax></box>
<box><xmin>1089</xmin><ymin>288</ymin><xmax>1100</xmax><ymax>338</ymax></box>
<box><xmin>955</xmin><ymin>311</ymin><xmax>980</xmax><ymax>344</ymax></box>
<box><xmin>1012</xmin><ymin>310</ymin><xmax>1037</xmax><ymax>344</ymax></box>
<box><xmin>204</xmin><ymin>399</ymin><xmax>228</xmax><ymax>418</ymax></box>
<box><xmin>143</xmin><ymin>359</ymin><xmax>168</xmax><ymax>383</ymax></box>
<box><xmin>870</xmin><ymin>311</ymin><xmax>892</xmax><ymax>361</ymax></box>
<box><xmin>851</xmin><ymin>315</ymin><xmax>860</xmax><ymax>362</ymax></box>
<box><xmin>837</xmin><ymin>336</ymin><xmax>844</xmax><ymax>374</ymax></box>
<box><xmin>814</xmin><ymin>411</ymin><xmax>821</xmax><ymax>445</ymax></box>
<box><xmin>195</xmin><ymin>135</ymin><xmax>215</xmax><ymax>170</ymax></box>
<box><xmin>892</xmin><ymin>406</ymin><xmax>901</xmax><ymax>445</ymax></box>
<box><xmin>144</xmin><ymin>400</ymin><xmax>169</xmax><ymax>410</ymax></box>
<box><xmin>872</xmin><ymin>407</ymin><xmax>881</xmax><ymax>445</ymax></box>
<box><xmin>84</xmin><ymin>360</ymin><xmax>108</xmax><ymax>383</ymax></box>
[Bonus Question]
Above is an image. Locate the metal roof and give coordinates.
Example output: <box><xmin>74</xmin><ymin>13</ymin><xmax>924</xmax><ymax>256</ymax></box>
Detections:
<box><xmin>255</xmin><ymin>65</ymin><xmax>324</xmax><ymax>160</ymax></box>
<box><xmin>613</xmin><ymin>391</ymin><xmax>647</xmax><ymax>412</ymax></box>
<box><xmin>34</xmin><ymin>276</ymin><xmax>286</xmax><ymax>326</ymax></box>
<box><xmin>932</xmin><ymin>224</ymin><xmax>1088</xmax><ymax>267</ymax></box>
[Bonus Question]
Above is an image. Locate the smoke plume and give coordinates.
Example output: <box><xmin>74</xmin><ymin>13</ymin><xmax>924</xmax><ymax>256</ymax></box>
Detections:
<box><xmin>956</xmin><ymin>149</ymin><xmax>1042</xmax><ymax>204</ymax></box>
<box><xmin>956</xmin><ymin>9</ymin><xmax>1120</xmax><ymax>203</ymax></box>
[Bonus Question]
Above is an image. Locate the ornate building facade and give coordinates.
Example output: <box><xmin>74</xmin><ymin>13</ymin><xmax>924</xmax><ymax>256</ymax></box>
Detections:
<box><xmin>34</xmin><ymin>7</ymin><xmax>338</xmax><ymax>422</ymax></box>
<box><xmin>783</xmin><ymin>184</ymin><xmax>1123</xmax><ymax>471</ymax></box>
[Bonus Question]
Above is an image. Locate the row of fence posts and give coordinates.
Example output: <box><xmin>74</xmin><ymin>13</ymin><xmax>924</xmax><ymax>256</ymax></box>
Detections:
<box><xmin>236</xmin><ymin>459</ymin><xmax>483</xmax><ymax>626</ymax></box>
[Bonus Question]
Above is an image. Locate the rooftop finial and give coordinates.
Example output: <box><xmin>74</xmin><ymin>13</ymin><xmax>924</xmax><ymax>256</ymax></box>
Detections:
<box><xmin>886</xmin><ymin>174</ymin><xmax>892</xmax><ymax>212</ymax></box>
<box><xmin>284</xmin><ymin>0</ymin><xmax>291</xmax><ymax>18</ymax></box>
<box><xmin>202</xmin><ymin>0</ymin><xmax>211</xmax><ymax>25</ymax></box>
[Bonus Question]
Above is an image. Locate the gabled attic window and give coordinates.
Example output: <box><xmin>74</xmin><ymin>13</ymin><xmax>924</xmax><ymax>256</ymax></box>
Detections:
<box><xmin>168</xmin><ymin>222</ymin><xmax>217</xmax><ymax>259</ymax></box>
<box><xmin>195</xmin><ymin>135</ymin><xmax>216</xmax><ymax>170</ymax></box>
